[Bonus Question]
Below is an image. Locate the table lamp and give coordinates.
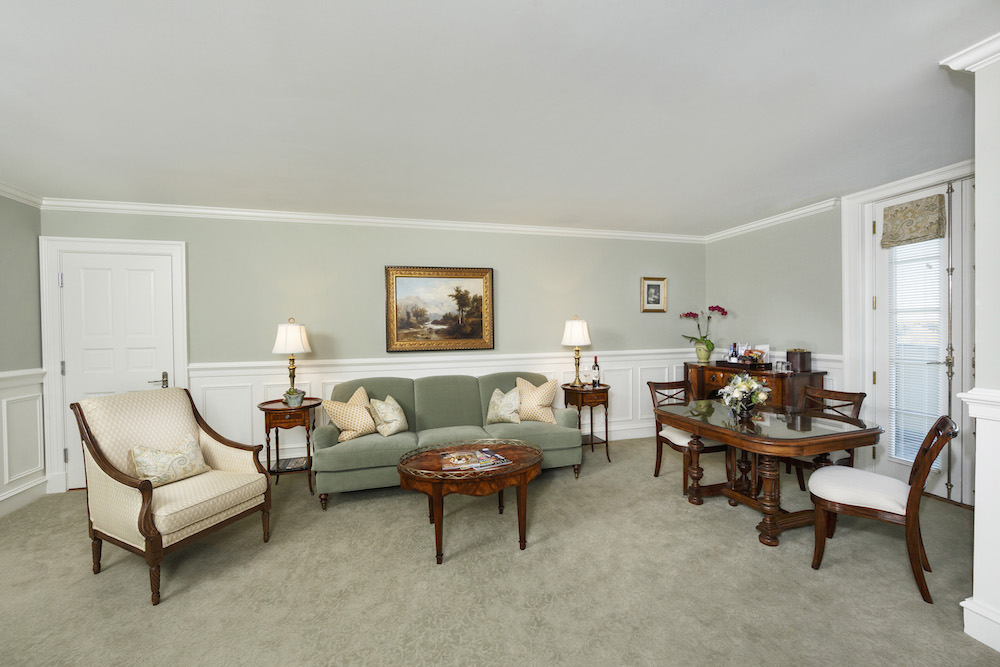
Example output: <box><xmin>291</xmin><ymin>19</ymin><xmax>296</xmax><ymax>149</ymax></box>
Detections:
<box><xmin>272</xmin><ymin>317</ymin><xmax>311</xmax><ymax>402</ymax></box>
<box><xmin>561</xmin><ymin>317</ymin><xmax>591</xmax><ymax>387</ymax></box>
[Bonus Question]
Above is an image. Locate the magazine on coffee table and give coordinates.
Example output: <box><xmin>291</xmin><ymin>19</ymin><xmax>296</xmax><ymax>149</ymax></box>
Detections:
<box><xmin>440</xmin><ymin>448</ymin><xmax>512</xmax><ymax>471</ymax></box>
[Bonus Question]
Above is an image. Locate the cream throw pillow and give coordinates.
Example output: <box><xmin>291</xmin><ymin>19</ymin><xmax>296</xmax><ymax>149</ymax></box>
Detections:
<box><xmin>369</xmin><ymin>395</ymin><xmax>409</xmax><ymax>436</ymax></box>
<box><xmin>131</xmin><ymin>434</ymin><xmax>210</xmax><ymax>487</ymax></box>
<box><xmin>486</xmin><ymin>387</ymin><xmax>520</xmax><ymax>424</ymax></box>
<box><xmin>516</xmin><ymin>377</ymin><xmax>557</xmax><ymax>424</ymax></box>
<box><xmin>323</xmin><ymin>386</ymin><xmax>377</xmax><ymax>442</ymax></box>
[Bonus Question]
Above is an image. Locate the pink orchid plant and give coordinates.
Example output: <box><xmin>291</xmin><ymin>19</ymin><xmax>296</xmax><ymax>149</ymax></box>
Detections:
<box><xmin>680</xmin><ymin>305</ymin><xmax>728</xmax><ymax>352</ymax></box>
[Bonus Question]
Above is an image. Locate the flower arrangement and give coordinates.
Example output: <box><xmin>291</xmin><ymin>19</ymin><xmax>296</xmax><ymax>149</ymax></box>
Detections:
<box><xmin>718</xmin><ymin>372</ymin><xmax>770</xmax><ymax>415</ymax></box>
<box><xmin>680</xmin><ymin>305</ymin><xmax>728</xmax><ymax>352</ymax></box>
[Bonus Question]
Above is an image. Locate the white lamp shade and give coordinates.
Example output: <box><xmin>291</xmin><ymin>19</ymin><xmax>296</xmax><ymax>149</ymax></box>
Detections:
<box><xmin>272</xmin><ymin>322</ymin><xmax>312</xmax><ymax>355</ymax></box>
<box><xmin>561</xmin><ymin>319</ymin><xmax>591</xmax><ymax>346</ymax></box>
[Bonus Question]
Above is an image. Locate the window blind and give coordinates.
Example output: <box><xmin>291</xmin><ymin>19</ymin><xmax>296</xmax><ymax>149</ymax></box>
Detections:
<box><xmin>886</xmin><ymin>239</ymin><xmax>945</xmax><ymax>469</ymax></box>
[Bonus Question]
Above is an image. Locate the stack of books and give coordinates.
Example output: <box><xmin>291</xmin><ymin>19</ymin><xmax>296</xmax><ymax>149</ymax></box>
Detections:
<box><xmin>440</xmin><ymin>448</ymin><xmax>512</xmax><ymax>471</ymax></box>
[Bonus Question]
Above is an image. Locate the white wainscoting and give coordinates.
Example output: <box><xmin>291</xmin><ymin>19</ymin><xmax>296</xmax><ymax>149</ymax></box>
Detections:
<box><xmin>188</xmin><ymin>350</ymin><xmax>844</xmax><ymax>463</ymax></box>
<box><xmin>0</xmin><ymin>369</ymin><xmax>47</xmax><ymax>517</ymax></box>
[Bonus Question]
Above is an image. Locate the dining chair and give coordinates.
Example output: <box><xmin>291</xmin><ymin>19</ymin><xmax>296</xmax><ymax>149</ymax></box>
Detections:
<box><xmin>783</xmin><ymin>386</ymin><xmax>866</xmax><ymax>491</ymax></box>
<box><xmin>808</xmin><ymin>414</ymin><xmax>958</xmax><ymax>603</ymax></box>
<box><xmin>647</xmin><ymin>381</ymin><xmax>729</xmax><ymax>495</ymax></box>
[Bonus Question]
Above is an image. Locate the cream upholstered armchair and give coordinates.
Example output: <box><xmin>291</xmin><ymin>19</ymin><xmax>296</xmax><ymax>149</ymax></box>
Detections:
<box><xmin>71</xmin><ymin>387</ymin><xmax>271</xmax><ymax>605</ymax></box>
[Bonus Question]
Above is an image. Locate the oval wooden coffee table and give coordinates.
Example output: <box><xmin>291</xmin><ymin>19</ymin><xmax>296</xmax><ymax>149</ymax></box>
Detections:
<box><xmin>398</xmin><ymin>439</ymin><xmax>543</xmax><ymax>564</ymax></box>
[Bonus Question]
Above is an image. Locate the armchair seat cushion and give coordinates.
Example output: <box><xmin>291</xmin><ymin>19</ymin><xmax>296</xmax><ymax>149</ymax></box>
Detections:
<box><xmin>808</xmin><ymin>465</ymin><xmax>910</xmax><ymax>515</ymax></box>
<box><xmin>151</xmin><ymin>470</ymin><xmax>268</xmax><ymax>534</ymax></box>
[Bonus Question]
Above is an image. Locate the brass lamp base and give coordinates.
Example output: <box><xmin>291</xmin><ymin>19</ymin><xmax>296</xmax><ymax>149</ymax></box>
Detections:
<box><xmin>570</xmin><ymin>347</ymin><xmax>583</xmax><ymax>387</ymax></box>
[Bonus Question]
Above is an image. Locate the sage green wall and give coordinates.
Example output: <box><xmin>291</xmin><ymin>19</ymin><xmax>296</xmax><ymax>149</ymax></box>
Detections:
<box><xmin>0</xmin><ymin>195</ymin><xmax>42</xmax><ymax>372</ymax></box>
<box><xmin>40</xmin><ymin>210</ymin><xmax>706</xmax><ymax>362</ymax></box>
<box><xmin>704</xmin><ymin>205</ymin><xmax>842</xmax><ymax>354</ymax></box>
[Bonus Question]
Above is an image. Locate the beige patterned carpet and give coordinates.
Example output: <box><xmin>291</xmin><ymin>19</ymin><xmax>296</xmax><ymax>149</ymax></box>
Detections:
<box><xmin>0</xmin><ymin>437</ymin><xmax>994</xmax><ymax>666</ymax></box>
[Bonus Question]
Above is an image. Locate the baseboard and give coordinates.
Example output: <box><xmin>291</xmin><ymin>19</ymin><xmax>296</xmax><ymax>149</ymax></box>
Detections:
<box><xmin>0</xmin><ymin>477</ymin><xmax>47</xmax><ymax>518</ymax></box>
<box><xmin>962</xmin><ymin>598</ymin><xmax>1000</xmax><ymax>652</ymax></box>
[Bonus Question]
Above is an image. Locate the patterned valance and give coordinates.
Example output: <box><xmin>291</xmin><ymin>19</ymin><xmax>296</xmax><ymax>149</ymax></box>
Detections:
<box><xmin>880</xmin><ymin>194</ymin><xmax>946</xmax><ymax>249</ymax></box>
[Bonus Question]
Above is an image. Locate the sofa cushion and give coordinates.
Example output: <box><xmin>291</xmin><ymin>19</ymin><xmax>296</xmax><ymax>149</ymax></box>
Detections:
<box><xmin>150</xmin><ymin>470</ymin><xmax>267</xmax><ymax>534</ymax></box>
<box><xmin>416</xmin><ymin>425</ymin><xmax>491</xmax><ymax>447</ymax></box>
<box><xmin>323</xmin><ymin>386</ymin><xmax>377</xmax><ymax>442</ymax></box>
<box><xmin>483</xmin><ymin>422</ymin><xmax>582</xmax><ymax>451</ymax></box>
<box><xmin>131</xmin><ymin>434</ymin><xmax>210</xmax><ymax>487</ymax></box>
<box><xmin>330</xmin><ymin>378</ymin><xmax>416</xmax><ymax>433</ymax></box>
<box><xmin>478</xmin><ymin>371</ymin><xmax>549</xmax><ymax>422</ymax></box>
<box><xmin>516</xmin><ymin>377</ymin><xmax>557</xmax><ymax>424</ymax></box>
<box><xmin>312</xmin><ymin>431</ymin><xmax>419</xmax><ymax>472</ymax></box>
<box><xmin>414</xmin><ymin>375</ymin><xmax>484</xmax><ymax>430</ymax></box>
<box><xmin>370</xmin><ymin>395</ymin><xmax>409</xmax><ymax>436</ymax></box>
<box><xmin>486</xmin><ymin>387</ymin><xmax>520</xmax><ymax>424</ymax></box>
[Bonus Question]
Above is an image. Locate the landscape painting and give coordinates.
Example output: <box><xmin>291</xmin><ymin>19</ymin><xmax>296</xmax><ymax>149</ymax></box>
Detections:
<box><xmin>385</xmin><ymin>266</ymin><xmax>494</xmax><ymax>352</ymax></box>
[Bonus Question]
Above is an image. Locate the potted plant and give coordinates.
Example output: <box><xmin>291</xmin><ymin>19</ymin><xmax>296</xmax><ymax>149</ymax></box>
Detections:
<box><xmin>284</xmin><ymin>387</ymin><xmax>305</xmax><ymax>407</ymax></box>
<box><xmin>680</xmin><ymin>305</ymin><xmax>728</xmax><ymax>362</ymax></box>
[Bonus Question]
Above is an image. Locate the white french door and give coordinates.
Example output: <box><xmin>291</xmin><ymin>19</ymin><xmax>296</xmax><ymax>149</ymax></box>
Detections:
<box><xmin>40</xmin><ymin>238</ymin><xmax>188</xmax><ymax>492</ymax></box>
<box><xmin>872</xmin><ymin>178</ymin><xmax>974</xmax><ymax>502</ymax></box>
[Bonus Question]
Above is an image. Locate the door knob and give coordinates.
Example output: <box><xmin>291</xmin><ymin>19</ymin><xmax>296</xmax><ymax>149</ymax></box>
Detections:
<box><xmin>147</xmin><ymin>371</ymin><xmax>169</xmax><ymax>388</ymax></box>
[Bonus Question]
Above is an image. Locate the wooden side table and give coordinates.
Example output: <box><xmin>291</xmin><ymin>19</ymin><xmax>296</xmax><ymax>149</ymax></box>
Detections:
<box><xmin>562</xmin><ymin>384</ymin><xmax>610</xmax><ymax>462</ymax></box>
<box><xmin>257</xmin><ymin>398</ymin><xmax>323</xmax><ymax>494</ymax></box>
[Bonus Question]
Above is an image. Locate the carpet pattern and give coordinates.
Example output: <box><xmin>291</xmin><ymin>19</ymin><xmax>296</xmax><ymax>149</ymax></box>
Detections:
<box><xmin>0</xmin><ymin>438</ymin><xmax>994</xmax><ymax>666</ymax></box>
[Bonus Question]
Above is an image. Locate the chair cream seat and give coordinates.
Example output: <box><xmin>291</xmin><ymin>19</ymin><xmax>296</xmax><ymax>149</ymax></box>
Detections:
<box><xmin>808</xmin><ymin>465</ymin><xmax>910</xmax><ymax>515</ymax></box>
<box><xmin>151</xmin><ymin>470</ymin><xmax>268</xmax><ymax>534</ymax></box>
<box><xmin>658</xmin><ymin>426</ymin><xmax>722</xmax><ymax>449</ymax></box>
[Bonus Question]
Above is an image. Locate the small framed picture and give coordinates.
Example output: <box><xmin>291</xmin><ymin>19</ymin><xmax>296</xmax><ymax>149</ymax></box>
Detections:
<box><xmin>640</xmin><ymin>277</ymin><xmax>667</xmax><ymax>313</ymax></box>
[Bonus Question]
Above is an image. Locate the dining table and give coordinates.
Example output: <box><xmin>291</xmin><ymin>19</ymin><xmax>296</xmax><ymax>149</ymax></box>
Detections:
<box><xmin>653</xmin><ymin>399</ymin><xmax>883</xmax><ymax>546</ymax></box>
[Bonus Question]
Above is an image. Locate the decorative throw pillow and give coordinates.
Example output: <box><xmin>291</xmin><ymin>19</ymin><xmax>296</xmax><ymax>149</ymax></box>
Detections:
<box><xmin>516</xmin><ymin>377</ymin><xmax>557</xmax><ymax>424</ymax></box>
<box><xmin>323</xmin><ymin>386</ymin><xmax>377</xmax><ymax>442</ymax></box>
<box><xmin>131</xmin><ymin>434</ymin><xmax>210</xmax><ymax>487</ymax></box>
<box><xmin>369</xmin><ymin>395</ymin><xmax>409</xmax><ymax>436</ymax></box>
<box><xmin>486</xmin><ymin>387</ymin><xmax>521</xmax><ymax>425</ymax></box>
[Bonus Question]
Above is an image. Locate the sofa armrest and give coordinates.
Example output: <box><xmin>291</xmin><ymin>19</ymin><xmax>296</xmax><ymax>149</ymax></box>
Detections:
<box><xmin>313</xmin><ymin>424</ymin><xmax>341</xmax><ymax>451</ymax></box>
<box><xmin>553</xmin><ymin>407</ymin><xmax>578</xmax><ymax>429</ymax></box>
<box><xmin>198</xmin><ymin>429</ymin><xmax>265</xmax><ymax>474</ymax></box>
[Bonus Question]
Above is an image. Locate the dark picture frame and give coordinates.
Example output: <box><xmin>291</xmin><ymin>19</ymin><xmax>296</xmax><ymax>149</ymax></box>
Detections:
<box><xmin>641</xmin><ymin>277</ymin><xmax>667</xmax><ymax>313</ymax></box>
<box><xmin>386</xmin><ymin>266</ymin><xmax>494</xmax><ymax>352</ymax></box>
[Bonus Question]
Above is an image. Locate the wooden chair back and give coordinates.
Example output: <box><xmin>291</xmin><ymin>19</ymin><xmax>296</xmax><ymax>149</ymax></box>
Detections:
<box><xmin>905</xmin><ymin>415</ymin><xmax>959</xmax><ymax>513</ymax></box>
<box><xmin>799</xmin><ymin>386</ymin><xmax>865</xmax><ymax>420</ymax></box>
<box><xmin>647</xmin><ymin>380</ymin><xmax>690</xmax><ymax>408</ymax></box>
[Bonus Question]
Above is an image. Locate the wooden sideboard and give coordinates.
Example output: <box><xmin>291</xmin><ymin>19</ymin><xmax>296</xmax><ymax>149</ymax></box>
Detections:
<box><xmin>685</xmin><ymin>362</ymin><xmax>827</xmax><ymax>408</ymax></box>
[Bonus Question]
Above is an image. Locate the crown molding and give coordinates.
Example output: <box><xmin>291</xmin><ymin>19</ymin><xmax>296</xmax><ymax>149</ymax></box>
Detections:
<box><xmin>703</xmin><ymin>198</ymin><xmax>840</xmax><ymax>243</ymax></box>
<box><xmin>0</xmin><ymin>182</ymin><xmax>43</xmax><ymax>208</ymax></box>
<box><xmin>941</xmin><ymin>32</ymin><xmax>1000</xmax><ymax>72</ymax></box>
<box><xmin>40</xmin><ymin>197</ymin><xmax>705</xmax><ymax>244</ymax></box>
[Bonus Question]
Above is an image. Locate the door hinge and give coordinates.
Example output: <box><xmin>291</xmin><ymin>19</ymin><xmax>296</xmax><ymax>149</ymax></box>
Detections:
<box><xmin>60</xmin><ymin>361</ymin><xmax>66</xmax><ymax>376</ymax></box>
<box><xmin>873</xmin><ymin>371</ymin><xmax>877</xmax><ymax>385</ymax></box>
<box><xmin>873</xmin><ymin>296</ymin><xmax>876</xmax><ymax>309</ymax></box>
<box><xmin>872</xmin><ymin>220</ymin><xmax>877</xmax><ymax>234</ymax></box>
<box><xmin>63</xmin><ymin>449</ymin><xmax>68</xmax><ymax>464</ymax></box>
<box><xmin>58</xmin><ymin>272</ymin><xmax>63</xmax><ymax>288</ymax></box>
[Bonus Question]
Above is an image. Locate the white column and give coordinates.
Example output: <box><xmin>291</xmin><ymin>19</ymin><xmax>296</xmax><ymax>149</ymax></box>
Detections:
<box><xmin>944</xmin><ymin>33</ymin><xmax>1000</xmax><ymax>653</ymax></box>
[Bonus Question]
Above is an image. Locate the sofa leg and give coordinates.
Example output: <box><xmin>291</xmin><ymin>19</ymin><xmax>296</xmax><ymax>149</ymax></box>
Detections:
<box><xmin>319</xmin><ymin>493</ymin><xmax>328</xmax><ymax>511</ymax></box>
<box><xmin>92</xmin><ymin>538</ymin><xmax>102</xmax><ymax>574</ymax></box>
<box><xmin>573</xmin><ymin>464</ymin><xmax>580</xmax><ymax>479</ymax></box>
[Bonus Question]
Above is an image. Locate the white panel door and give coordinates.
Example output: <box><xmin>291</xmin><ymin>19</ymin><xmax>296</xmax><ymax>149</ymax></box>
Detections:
<box><xmin>62</xmin><ymin>252</ymin><xmax>175</xmax><ymax>488</ymax></box>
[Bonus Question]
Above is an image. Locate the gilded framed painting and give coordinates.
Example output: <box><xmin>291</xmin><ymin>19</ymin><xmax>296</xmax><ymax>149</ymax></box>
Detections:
<box><xmin>385</xmin><ymin>266</ymin><xmax>494</xmax><ymax>352</ymax></box>
<box><xmin>641</xmin><ymin>277</ymin><xmax>667</xmax><ymax>312</ymax></box>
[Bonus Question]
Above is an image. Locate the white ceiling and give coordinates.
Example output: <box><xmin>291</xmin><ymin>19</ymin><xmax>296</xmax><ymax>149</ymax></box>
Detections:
<box><xmin>1</xmin><ymin>1</ymin><xmax>998</xmax><ymax>236</ymax></box>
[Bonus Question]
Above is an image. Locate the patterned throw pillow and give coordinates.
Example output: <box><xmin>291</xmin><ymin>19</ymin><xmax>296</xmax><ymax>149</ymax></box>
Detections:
<box><xmin>486</xmin><ymin>387</ymin><xmax>520</xmax><ymax>424</ymax></box>
<box><xmin>131</xmin><ymin>434</ymin><xmax>210</xmax><ymax>487</ymax></box>
<box><xmin>516</xmin><ymin>377</ymin><xmax>557</xmax><ymax>424</ymax></box>
<box><xmin>369</xmin><ymin>395</ymin><xmax>409</xmax><ymax>436</ymax></box>
<box><xmin>323</xmin><ymin>386</ymin><xmax>377</xmax><ymax>442</ymax></box>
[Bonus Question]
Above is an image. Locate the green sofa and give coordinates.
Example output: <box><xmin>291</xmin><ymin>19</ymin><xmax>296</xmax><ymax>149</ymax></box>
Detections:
<box><xmin>312</xmin><ymin>372</ymin><xmax>583</xmax><ymax>509</ymax></box>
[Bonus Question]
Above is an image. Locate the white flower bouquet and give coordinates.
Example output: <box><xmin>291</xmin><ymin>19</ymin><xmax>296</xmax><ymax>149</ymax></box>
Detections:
<box><xmin>718</xmin><ymin>372</ymin><xmax>770</xmax><ymax>414</ymax></box>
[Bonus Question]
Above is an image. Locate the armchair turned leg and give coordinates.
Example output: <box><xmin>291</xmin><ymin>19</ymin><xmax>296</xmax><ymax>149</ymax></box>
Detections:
<box><xmin>319</xmin><ymin>493</ymin><xmax>329</xmax><ymax>511</ymax></box>
<box><xmin>262</xmin><ymin>510</ymin><xmax>270</xmax><ymax>543</ymax></box>
<box><xmin>149</xmin><ymin>565</ymin><xmax>161</xmax><ymax>606</ymax></box>
<box><xmin>92</xmin><ymin>538</ymin><xmax>102</xmax><ymax>574</ymax></box>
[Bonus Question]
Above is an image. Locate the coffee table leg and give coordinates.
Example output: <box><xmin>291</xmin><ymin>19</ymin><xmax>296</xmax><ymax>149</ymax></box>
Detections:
<box><xmin>516</xmin><ymin>480</ymin><xmax>528</xmax><ymax>550</ymax></box>
<box><xmin>756</xmin><ymin>454</ymin><xmax>781</xmax><ymax>547</ymax></box>
<box><xmin>498</xmin><ymin>489</ymin><xmax>504</xmax><ymax>514</ymax></box>
<box><xmin>432</xmin><ymin>487</ymin><xmax>444</xmax><ymax>564</ymax></box>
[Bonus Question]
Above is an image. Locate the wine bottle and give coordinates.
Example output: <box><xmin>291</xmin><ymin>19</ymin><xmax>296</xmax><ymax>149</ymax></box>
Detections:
<box><xmin>592</xmin><ymin>356</ymin><xmax>600</xmax><ymax>388</ymax></box>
